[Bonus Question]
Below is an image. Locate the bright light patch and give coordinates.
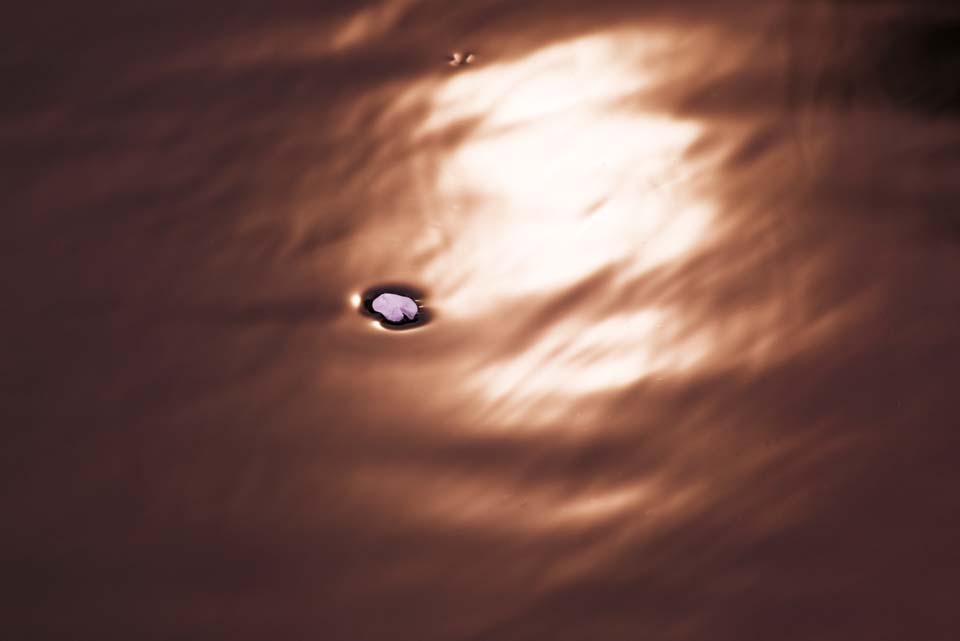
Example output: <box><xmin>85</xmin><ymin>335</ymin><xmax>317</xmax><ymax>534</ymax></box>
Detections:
<box><xmin>350</xmin><ymin>26</ymin><xmax>718</xmax><ymax>417</ymax></box>
<box><xmin>465</xmin><ymin>308</ymin><xmax>711</xmax><ymax>424</ymax></box>
<box><xmin>408</xmin><ymin>29</ymin><xmax>714</xmax><ymax>312</ymax></box>
<box><xmin>418</xmin><ymin>30</ymin><xmax>672</xmax><ymax>133</ymax></box>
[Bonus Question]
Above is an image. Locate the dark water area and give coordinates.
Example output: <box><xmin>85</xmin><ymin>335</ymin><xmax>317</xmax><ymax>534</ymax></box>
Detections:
<box><xmin>3</xmin><ymin>2</ymin><xmax>960</xmax><ymax>639</ymax></box>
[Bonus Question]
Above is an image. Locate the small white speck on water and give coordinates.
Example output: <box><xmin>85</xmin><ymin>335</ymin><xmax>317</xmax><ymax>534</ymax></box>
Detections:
<box><xmin>447</xmin><ymin>51</ymin><xmax>476</xmax><ymax>67</ymax></box>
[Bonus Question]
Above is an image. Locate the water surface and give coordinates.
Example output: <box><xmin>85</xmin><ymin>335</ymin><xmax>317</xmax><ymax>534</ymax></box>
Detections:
<box><xmin>4</xmin><ymin>2</ymin><xmax>960</xmax><ymax>639</ymax></box>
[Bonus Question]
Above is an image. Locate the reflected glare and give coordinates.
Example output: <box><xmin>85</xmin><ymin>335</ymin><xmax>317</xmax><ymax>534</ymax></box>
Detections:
<box><xmin>350</xmin><ymin>28</ymin><xmax>717</xmax><ymax>419</ymax></box>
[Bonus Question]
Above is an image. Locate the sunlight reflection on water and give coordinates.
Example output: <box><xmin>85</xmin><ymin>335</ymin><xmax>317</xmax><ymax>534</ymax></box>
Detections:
<box><xmin>346</xmin><ymin>28</ymin><xmax>720</xmax><ymax>427</ymax></box>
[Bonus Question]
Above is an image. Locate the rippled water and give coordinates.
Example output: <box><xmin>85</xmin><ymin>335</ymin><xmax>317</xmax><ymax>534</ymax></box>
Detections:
<box><xmin>4</xmin><ymin>2</ymin><xmax>960</xmax><ymax>639</ymax></box>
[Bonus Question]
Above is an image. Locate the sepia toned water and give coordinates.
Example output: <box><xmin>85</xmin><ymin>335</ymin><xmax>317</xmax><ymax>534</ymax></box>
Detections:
<box><xmin>3</xmin><ymin>2</ymin><xmax>960</xmax><ymax>639</ymax></box>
